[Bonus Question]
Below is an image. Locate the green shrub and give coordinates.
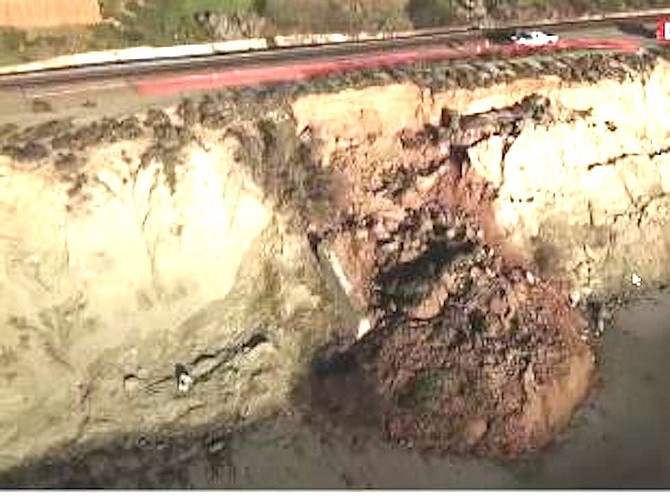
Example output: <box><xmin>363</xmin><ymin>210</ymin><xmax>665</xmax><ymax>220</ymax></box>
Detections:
<box><xmin>122</xmin><ymin>0</ymin><xmax>262</xmax><ymax>45</ymax></box>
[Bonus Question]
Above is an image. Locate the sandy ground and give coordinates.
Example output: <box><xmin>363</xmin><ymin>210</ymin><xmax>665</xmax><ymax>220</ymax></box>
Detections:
<box><xmin>191</xmin><ymin>288</ymin><xmax>670</xmax><ymax>489</ymax></box>
<box><xmin>1</xmin><ymin>290</ymin><xmax>667</xmax><ymax>489</ymax></box>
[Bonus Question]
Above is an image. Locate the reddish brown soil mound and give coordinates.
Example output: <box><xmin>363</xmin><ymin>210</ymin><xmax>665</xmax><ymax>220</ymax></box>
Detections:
<box><xmin>373</xmin><ymin>258</ymin><xmax>593</xmax><ymax>457</ymax></box>
<box><xmin>0</xmin><ymin>0</ymin><xmax>100</xmax><ymax>28</ymax></box>
<box><xmin>304</xmin><ymin>111</ymin><xmax>594</xmax><ymax>458</ymax></box>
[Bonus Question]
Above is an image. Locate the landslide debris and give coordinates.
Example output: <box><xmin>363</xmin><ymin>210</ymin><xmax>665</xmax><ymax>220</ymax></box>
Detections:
<box><xmin>303</xmin><ymin>95</ymin><xmax>596</xmax><ymax>458</ymax></box>
<box><xmin>0</xmin><ymin>47</ymin><xmax>668</xmax><ymax>483</ymax></box>
<box><xmin>296</xmin><ymin>54</ymin><xmax>670</xmax><ymax>459</ymax></box>
<box><xmin>291</xmin><ymin>52</ymin><xmax>670</xmax><ymax>296</ymax></box>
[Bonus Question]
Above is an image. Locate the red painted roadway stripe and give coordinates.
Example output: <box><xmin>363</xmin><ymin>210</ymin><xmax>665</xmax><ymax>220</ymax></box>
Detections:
<box><xmin>134</xmin><ymin>38</ymin><xmax>640</xmax><ymax>97</ymax></box>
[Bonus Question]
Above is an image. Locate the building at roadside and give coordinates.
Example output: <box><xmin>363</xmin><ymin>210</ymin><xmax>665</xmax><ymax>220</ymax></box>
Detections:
<box><xmin>0</xmin><ymin>0</ymin><xmax>101</xmax><ymax>28</ymax></box>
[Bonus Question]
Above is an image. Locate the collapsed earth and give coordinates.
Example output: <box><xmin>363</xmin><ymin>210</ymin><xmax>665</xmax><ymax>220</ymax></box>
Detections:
<box><xmin>0</xmin><ymin>47</ymin><xmax>669</xmax><ymax>487</ymax></box>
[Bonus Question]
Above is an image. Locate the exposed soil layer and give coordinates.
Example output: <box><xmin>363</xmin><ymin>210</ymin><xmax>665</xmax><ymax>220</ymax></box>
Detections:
<box><xmin>304</xmin><ymin>106</ymin><xmax>594</xmax><ymax>457</ymax></box>
<box><xmin>0</xmin><ymin>48</ymin><xmax>667</xmax><ymax>481</ymax></box>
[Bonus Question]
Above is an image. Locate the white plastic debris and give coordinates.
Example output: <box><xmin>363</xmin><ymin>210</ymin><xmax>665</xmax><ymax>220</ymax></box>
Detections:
<box><xmin>177</xmin><ymin>372</ymin><xmax>193</xmax><ymax>393</ymax></box>
<box><xmin>357</xmin><ymin>318</ymin><xmax>372</xmax><ymax>340</ymax></box>
<box><xmin>631</xmin><ymin>272</ymin><xmax>642</xmax><ymax>287</ymax></box>
<box><xmin>569</xmin><ymin>290</ymin><xmax>581</xmax><ymax>307</ymax></box>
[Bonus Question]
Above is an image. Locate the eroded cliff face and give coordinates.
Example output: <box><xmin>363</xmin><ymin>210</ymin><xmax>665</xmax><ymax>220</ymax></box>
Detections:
<box><xmin>294</xmin><ymin>58</ymin><xmax>670</xmax><ymax>297</ymax></box>
<box><xmin>0</xmin><ymin>53</ymin><xmax>669</xmax><ymax>482</ymax></box>
<box><xmin>482</xmin><ymin>63</ymin><xmax>670</xmax><ymax>296</ymax></box>
<box><xmin>0</xmin><ymin>111</ymin><xmax>337</xmax><ymax>473</ymax></box>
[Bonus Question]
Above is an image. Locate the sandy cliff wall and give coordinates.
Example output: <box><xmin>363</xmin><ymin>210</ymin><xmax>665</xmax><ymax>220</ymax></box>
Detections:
<box><xmin>1</xmin><ymin>54</ymin><xmax>669</xmax><ymax>478</ymax></box>
<box><xmin>470</xmin><ymin>61</ymin><xmax>670</xmax><ymax>295</ymax></box>
<box><xmin>0</xmin><ymin>120</ymin><xmax>324</xmax><ymax>470</ymax></box>
<box><xmin>292</xmin><ymin>59</ymin><xmax>670</xmax><ymax>296</ymax></box>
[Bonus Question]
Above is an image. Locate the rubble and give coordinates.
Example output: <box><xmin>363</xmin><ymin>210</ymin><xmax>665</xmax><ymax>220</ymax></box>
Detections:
<box><xmin>305</xmin><ymin>114</ymin><xmax>594</xmax><ymax>458</ymax></box>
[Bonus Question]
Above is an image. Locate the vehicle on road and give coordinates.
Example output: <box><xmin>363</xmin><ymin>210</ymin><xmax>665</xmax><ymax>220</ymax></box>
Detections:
<box><xmin>511</xmin><ymin>31</ymin><xmax>559</xmax><ymax>46</ymax></box>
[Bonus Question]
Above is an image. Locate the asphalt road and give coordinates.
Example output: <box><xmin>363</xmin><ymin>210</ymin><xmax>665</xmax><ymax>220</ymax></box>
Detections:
<box><xmin>0</xmin><ymin>12</ymin><xmax>664</xmax><ymax>125</ymax></box>
<box><xmin>0</xmin><ymin>13</ymin><xmax>664</xmax><ymax>88</ymax></box>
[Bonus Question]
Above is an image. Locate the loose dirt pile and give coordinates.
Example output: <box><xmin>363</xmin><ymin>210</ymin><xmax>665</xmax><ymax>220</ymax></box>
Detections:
<box><xmin>304</xmin><ymin>118</ymin><xmax>594</xmax><ymax>457</ymax></box>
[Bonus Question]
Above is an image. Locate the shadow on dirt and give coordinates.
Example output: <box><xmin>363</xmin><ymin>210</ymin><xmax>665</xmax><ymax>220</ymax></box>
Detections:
<box><xmin>0</xmin><ymin>422</ymin><xmax>239</xmax><ymax>488</ymax></box>
<box><xmin>294</xmin><ymin>339</ymin><xmax>388</xmax><ymax>436</ymax></box>
<box><xmin>3</xmin><ymin>291</ymin><xmax>670</xmax><ymax>488</ymax></box>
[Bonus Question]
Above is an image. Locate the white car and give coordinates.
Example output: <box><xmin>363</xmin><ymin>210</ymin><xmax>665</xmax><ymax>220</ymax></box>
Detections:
<box><xmin>511</xmin><ymin>31</ymin><xmax>559</xmax><ymax>46</ymax></box>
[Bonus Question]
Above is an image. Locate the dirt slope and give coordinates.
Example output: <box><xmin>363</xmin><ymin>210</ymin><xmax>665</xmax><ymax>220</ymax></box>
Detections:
<box><xmin>0</xmin><ymin>53</ymin><xmax>669</xmax><ymax>484</ymax></box>
<box><xmin>292</xmin><ymin>58</ymin><xmax>670</xmax><ymax>297</ymax></box>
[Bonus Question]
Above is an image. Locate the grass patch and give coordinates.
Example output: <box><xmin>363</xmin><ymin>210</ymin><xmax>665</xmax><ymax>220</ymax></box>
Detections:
<box><xmin>0</xmin><ymin>0</ymin><xmax>267</xmax><ymax>65</ymax></box>
<box><xmin>122</xmin><ymin>0</ymin><xmax>263</xmax><ymax>45</ymax></box>
<box><xmin>399</xmin><ymin>370</ymin><xmax>448</xmax><ymax>412</ymax></box>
